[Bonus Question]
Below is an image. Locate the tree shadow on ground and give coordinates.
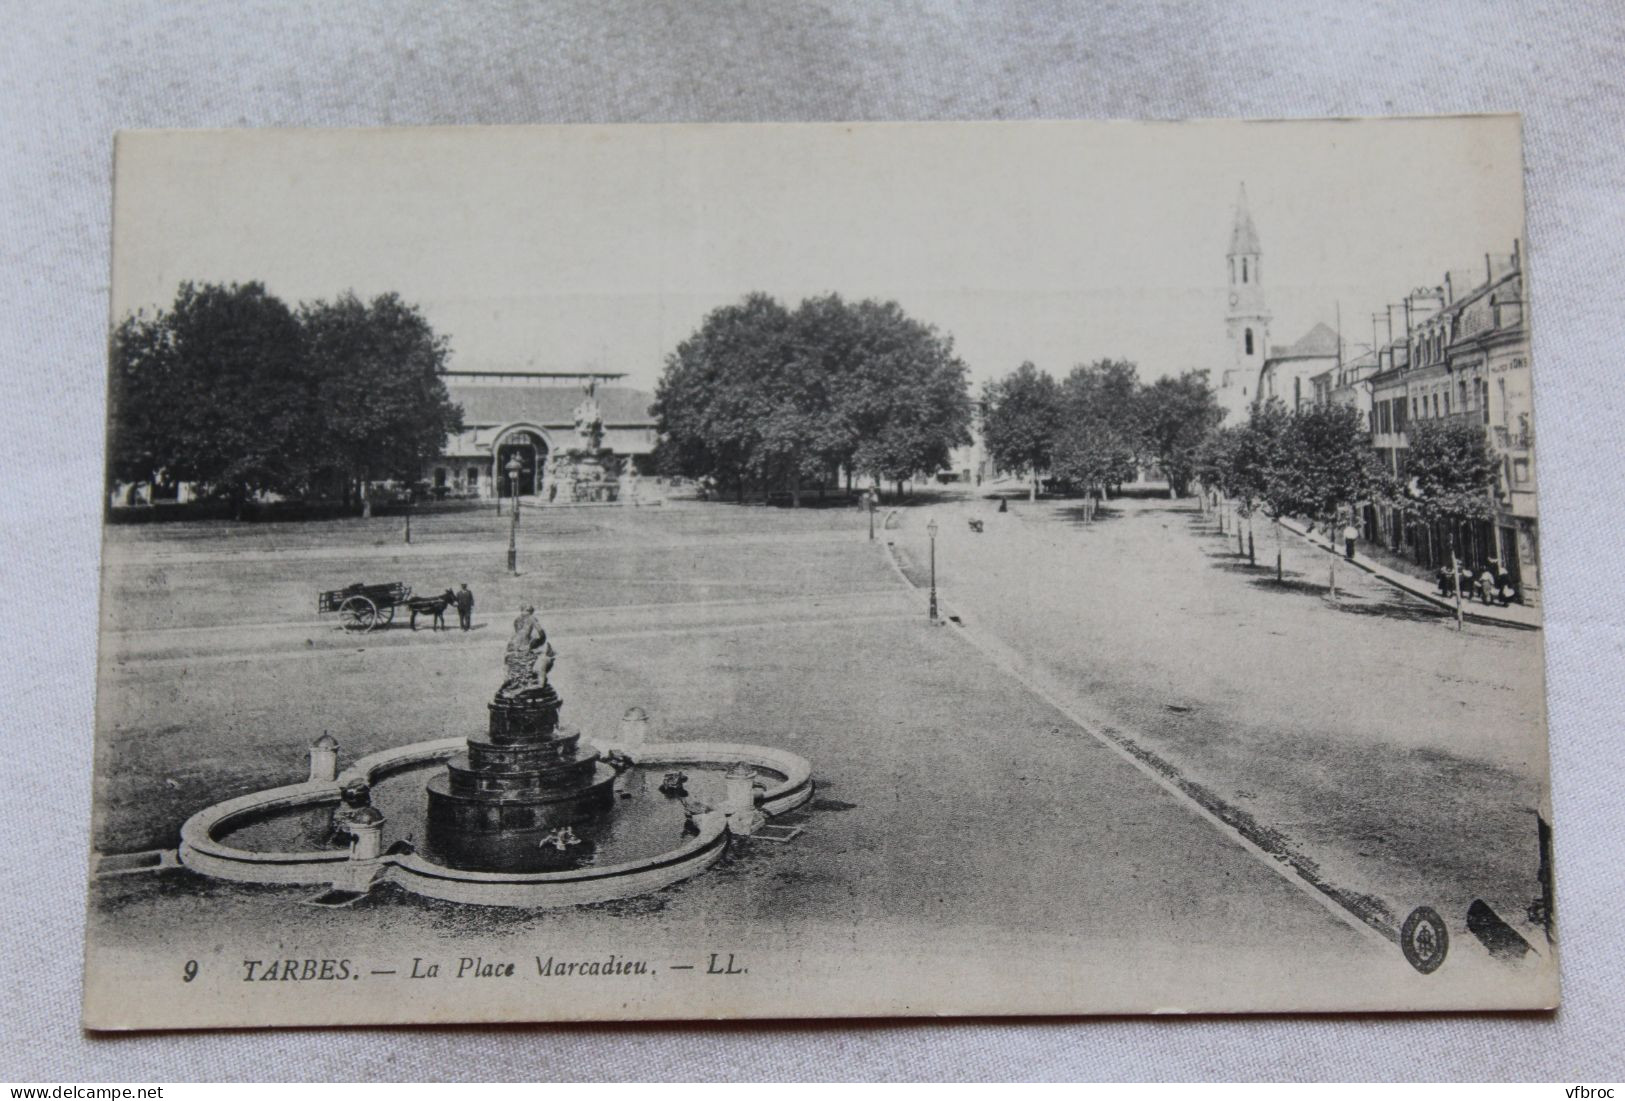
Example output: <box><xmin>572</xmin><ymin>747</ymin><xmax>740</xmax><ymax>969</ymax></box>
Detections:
<box><xmin>682</xmin><ymin>487</ymin><xmax>967</xmax><ymax>510</ymax></box>
<box><xmin>1051</xmin><ymin>504</ymin><xmax>1121</xmax><ymax>527</ymax></box>
<box><xmin>1206</xmin><ymin>556</ymin><xmax>1272</xmax><ymax>574</ymax></box>
<box><xmin>1234</xmin><ymin>573</ymin><xmax>1456</xmax><ymax>625</ymax></box>
<box><xmin>1325</xmin><ymin>596</ymin><xmax>1451</xmax><ymax>625</ymax></box>
<box><xmin>1112</xmin><ymin>485</ymin><xmax>1181</xmax><ymax>500</ymax></box>
<box><xmin>1247</xmin><ymin>575</ymin><xmax>1331</xmax><ymax>598</ymax></box>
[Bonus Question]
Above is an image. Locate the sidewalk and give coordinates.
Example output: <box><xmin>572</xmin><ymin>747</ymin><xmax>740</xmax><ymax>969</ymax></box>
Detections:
<box><xmin>1271</xmin><ymin>514</ymin><xmax>1542</xmax><ymax>631</ymax></box>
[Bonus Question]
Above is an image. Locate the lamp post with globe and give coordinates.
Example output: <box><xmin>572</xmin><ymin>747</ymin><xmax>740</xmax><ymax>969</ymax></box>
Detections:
<box><xmin>926</xmin><ymin>516</ymin><xmax>939</xmax><ymax>623</ymax></box>
<box><xmin>506</xmin><ymin>454</ymin><xmax>523</xmax><ymax>575</ymax></box>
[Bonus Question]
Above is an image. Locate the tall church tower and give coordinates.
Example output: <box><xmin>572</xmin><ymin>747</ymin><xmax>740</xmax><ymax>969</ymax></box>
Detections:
<box><xmin>1216</xmin><ymin>184</ymin><xmax>1271</xmax><ymax>421</ymax></box>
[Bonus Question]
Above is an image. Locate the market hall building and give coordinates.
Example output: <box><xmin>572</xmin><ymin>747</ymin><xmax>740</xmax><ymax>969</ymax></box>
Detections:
<box><xmin>426</xmin><ymin>369</ymin><xmax>658</xmax><ymax>500</ymax></box>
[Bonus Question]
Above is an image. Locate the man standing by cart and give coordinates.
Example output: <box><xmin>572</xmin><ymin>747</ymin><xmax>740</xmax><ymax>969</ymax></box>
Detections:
<box><xmin>455</xmin><ymin>583</ymin><xmax>475</xmax><ymax>631</ymax></box>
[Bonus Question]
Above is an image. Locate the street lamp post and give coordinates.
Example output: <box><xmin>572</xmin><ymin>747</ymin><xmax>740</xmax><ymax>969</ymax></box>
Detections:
<box><xmin>506</xmin><ymin>455</ymin><xmax>523</xmax><ymax>575</ymax></box>
<box><xmin>404</xmin><ymin>487</ymin><xmax>412</xmax><ymax>544</ymax></box>
<box><xmin>867</xmin><ymin>487</ymin><xmax>876</xmax><ymax>541</ymax></box>
<box><xmin>926</xmin><ymin>517</ymin><xmax>939</xmax><ymax>623</ymax></box>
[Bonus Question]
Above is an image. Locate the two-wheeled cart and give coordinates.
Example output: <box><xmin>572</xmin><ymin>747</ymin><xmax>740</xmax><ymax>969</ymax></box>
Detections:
<box><xmin>318</xmin><ymin>581</ymin><xmax>411</xmax><ymax>633</ymax></box>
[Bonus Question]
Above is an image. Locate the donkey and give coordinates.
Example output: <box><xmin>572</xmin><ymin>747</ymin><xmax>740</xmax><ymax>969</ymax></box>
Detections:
<box><xmin>408</xmin><ymin>589</ymin><xmax>458</xmax><ymax>631</ymax></box>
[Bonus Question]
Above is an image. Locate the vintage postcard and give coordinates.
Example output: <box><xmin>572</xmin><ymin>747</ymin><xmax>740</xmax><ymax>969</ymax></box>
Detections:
<box><xmin>85</xmin><ymin>118</ymin><xmax>1557</xmax><ymax>1029</ymax></box>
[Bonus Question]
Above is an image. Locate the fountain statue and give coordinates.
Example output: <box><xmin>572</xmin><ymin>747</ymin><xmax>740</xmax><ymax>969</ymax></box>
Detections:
<box><xmin>425</xmin><ymin>608</ymin><xmax>623</xmax><ymax>869</ymax></box>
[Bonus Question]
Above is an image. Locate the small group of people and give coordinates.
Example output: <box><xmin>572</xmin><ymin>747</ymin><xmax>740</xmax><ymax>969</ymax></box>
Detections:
<box><xmin>1436</xmin><ymin>560</ymin><xmax>1520</xmax><ymax>606</ymax></box>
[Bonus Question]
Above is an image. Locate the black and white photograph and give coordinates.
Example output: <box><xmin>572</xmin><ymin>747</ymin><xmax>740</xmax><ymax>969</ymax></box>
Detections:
<box><xmin>82</xmin><ymin>117</ymin><xmax>1557</xmax><ymax>1029</ymax></box>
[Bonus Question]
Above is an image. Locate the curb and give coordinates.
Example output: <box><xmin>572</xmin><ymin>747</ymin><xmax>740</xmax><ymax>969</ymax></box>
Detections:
<box><xmin>872</xmin><ymin>513</ymin><xmax>1403</xmax><ymax>958</ymax></box>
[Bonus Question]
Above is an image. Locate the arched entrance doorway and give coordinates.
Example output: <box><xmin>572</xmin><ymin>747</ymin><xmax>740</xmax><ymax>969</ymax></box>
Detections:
<box><xmin>494</xmin><ymin>428</ymin><xmax>549</xmax><ymax>498</ymax></box>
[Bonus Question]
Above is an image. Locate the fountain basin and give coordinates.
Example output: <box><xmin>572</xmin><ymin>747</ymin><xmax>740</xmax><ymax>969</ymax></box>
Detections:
<box><xmin>177</xmin><ymin>738</ymin><xmax>813</xmax><ymax>907</ymax></box>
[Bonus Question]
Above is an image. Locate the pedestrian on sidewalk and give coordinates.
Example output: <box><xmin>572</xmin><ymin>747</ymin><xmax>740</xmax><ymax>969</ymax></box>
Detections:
<box><xmin>1342</xmin><ymin>521</ymin><xmax>1359</xmax><ymax>561</ymax></box>
<box><xmin>455</xmin><ymin>583</ymin><xmax>475</xmax><ymax>631</ymax></box>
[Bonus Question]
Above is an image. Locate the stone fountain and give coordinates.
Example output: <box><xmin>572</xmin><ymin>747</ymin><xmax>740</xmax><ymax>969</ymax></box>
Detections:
<box><xmin>175</xmin><ymin>610</ymin><xmax>815</xmax><ymax>907</ymax></box>
<box><xmin>425</xmin><ymin>609</ymin><xmax>622</xmax><ymax>869</ymax></box>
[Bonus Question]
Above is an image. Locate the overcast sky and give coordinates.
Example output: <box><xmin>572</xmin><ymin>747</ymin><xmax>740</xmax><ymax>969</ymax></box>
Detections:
<box><xmin>113</xmin><ymin>117</ymin><xmax>1525</xmax><ymax>393</ymax></box>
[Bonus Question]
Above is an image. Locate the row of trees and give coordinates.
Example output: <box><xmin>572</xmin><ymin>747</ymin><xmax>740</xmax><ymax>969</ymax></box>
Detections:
<box><xmin>980</xmin><ymin>360</ymin><xmax>1222</xmax><ymax>502</ymax></box>
<box><xmin>109</xmin><ymin>282</ymin><xmax>463</xmax><ymax>514</ymax></box>
<box><xmin>1195</xmin><ymin>399</ymin><xmax>1501</xmax><ymax>606</ymax></box>
<box><xmin>652</xmin><ymin>293</ymin><xmax>974</xmax><ymax>504</ymax></box>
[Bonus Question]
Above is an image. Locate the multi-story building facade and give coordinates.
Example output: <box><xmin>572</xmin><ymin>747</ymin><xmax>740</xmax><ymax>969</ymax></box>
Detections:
<box><xmin>1205</xmin><ymin>182</ymin><xmax>1539</xmax><ymax>602</ymax></box>
<box><xmin>1325</xmin><ymin>245</ymin><xmax>1537</xmax><ymax>603</ymax></box>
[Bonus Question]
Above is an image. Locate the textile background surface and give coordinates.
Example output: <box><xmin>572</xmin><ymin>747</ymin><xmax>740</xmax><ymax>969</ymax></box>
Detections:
<box><xmin>2</xmin><ymin>0</ymin><xmax>1621</xmax><ymax>1081</ymax></box>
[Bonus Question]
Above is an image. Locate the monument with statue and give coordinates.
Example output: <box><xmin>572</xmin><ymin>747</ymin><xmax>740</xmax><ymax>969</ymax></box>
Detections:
<box><xmin>545</xmin><ymin>380</ymin><xmax>624</xmax><ymax>504</ymax></box>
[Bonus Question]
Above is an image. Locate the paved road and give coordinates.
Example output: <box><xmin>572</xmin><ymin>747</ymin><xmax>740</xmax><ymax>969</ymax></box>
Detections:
<box><xmin>889</xmin><ymin>488</ymin><xmax>1554</xmax><ymax>994</ymax></box>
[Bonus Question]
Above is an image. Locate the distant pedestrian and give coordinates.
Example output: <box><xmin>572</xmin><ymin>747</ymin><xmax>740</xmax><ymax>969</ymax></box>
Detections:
<box><xmin>1342</xmin><ymin>521</ymin><xmax>1359</xmax><ymax>561</ymax></box>
<box><xmin>456</xmin><ymin>583</ymin><xmax>474</xmax><ymax>631</ymax></box>
<box><xmin>1495</xmin><ymin>562</ymin><xmax>1518</xmax><ymax>606</ymax></box>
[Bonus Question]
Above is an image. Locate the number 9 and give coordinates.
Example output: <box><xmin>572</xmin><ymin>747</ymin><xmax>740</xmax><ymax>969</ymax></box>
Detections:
<box><xmin>183</xmin><ymin>960</ymin><xmax>198</xmax><ymax>983</ymax></box>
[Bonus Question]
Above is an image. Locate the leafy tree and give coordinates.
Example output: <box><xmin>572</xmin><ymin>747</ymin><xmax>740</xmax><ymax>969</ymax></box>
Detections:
<box><xmin>784</xmin><ymin>293</ymin><xmax>866</xmax><ymax>495</ymax></box>
<box><xmin>1194</xmin><ymin>423</ymin><xmax>1241</xmax><ymax>531</ymax></box>
<box><xmin>107</xmin><ymin>281</ymin><xmax>317</xmax><ymax>514</ymax></box>
<box><xmin>831</xmin><ymin>299</ymin><xmax>972</xmax><ymax>499</ymax></box>
<box><xmin>1285</xmin><ymin>402</ymin><xmax>1391</xmax><ymax>597</ymax></box>
<box><xmin>108</xmin><ymin>282</ymin><xmax>463</xmax><ymax>518</ymax></box>
<box><xmin>982</xmin><ymin>362</ymin><xmax>1062</xmax><ymax>502</ymax></box>
<box><xmin>301</xmin><ymin>292</ymin><xmax>463</xmax><ymax>511</ymax></box>
<box><xmin>1398</xmin><ymin>416</ymin><xmax>1501</xmax><ymax>628</ymax></box>
<box><xmin>107</xmin><ymin>310</ymin><xmax>176</xmax><ymax>494</ymax></box>
<box><xmin>654</xmin><ymin>293</ymin><xmax>972</xmax><ymax>505</ymax></box>
<box><xmin>1140</xmin><ymin>369</ymin><xmax>1224</xmax><ymax>497</ymax></box>
<box><xmin>1227</xmin><ymin>399</ymin><xmax>1297</xmax><ymax>570</ymax></box>
<box><xmin>653</xmin><ymin>293</ymin><xmax>792</xmax><ymax>502</ymax></box>
<box><xmin>1051</xmin><ymin>361</ymin><xmax>1140</xmax><ymax>515</ymax></box>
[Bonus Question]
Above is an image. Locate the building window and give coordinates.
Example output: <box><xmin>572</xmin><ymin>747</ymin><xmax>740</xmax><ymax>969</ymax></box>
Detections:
<box><xmin>1242</xmin><ymin>258</ymin><xmax>1248</xmax><ymax>283</ymax></box>
<box><xmin>434</xmin><ymin>467</ymin><xmax>448</xmax><ymax>488</ymax></box>
<box><xmin>1443</xmin><ymin>392</ymin><xmax>1450</xmax><ymax>416</ymax></box>
<box><xmin>1230</xmin><ymin>258</ymin><xmax>1235</xmax><ymax>284</ymax></box>
<box><xmin>1244</xmin><ymin>328</ymin><xmax>1254</xmax><ymax>355</ymax></box>
<box><xmin>1513</xmin><ymin>458</ymin><xmax>1530</xmax><ymax>484</ymax></box>
<box><xmin>1432</xmin><ymin>394</ymin><xmax>1439</xmax><ymax>417</ymax></box>
<box><xmin>1294</xmin><ymin>377</ymin><xmax>1301</xmax><ymax>406</ymax></box>
<box><xmin>467</xmin><ymin>466</ymin><xmax>480</xmax><ymax>486</ymax></box>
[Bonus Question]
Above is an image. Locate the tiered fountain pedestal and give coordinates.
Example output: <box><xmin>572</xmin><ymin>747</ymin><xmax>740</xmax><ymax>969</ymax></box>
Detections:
<box><xmin>426</xmin><ymin>686</ymin><xmax>617</xmax><ymax>863</ymax></box>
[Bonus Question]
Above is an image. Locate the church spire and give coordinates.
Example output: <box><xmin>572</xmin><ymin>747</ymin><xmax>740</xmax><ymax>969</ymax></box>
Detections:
<box><xmin>1229</xmin><ymin>183</ymin><xmax>1261</xmax><ymax>257</ymax></box>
